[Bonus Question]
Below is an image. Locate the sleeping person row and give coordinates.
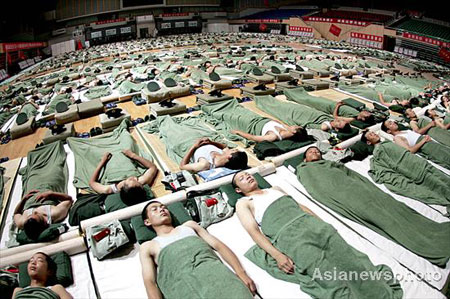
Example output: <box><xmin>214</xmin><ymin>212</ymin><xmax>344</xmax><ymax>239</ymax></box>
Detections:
<box><xmin>5</xmin><ymin>88</ymin><xmax>450</xmax><ymax>298</ymax></box>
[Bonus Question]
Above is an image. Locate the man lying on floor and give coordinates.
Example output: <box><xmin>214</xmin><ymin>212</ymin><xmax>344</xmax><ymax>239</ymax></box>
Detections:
<box><xmin>254</xmin><ymin>95</ymin><xmax>358</xmax><ymax>143</ymax></box>
<box><xmin>13</xmin><ymin>141</ymin><xmax>73</xmax><ymax>241</ymax></box>
<box><xmin>201</xmin><ymin>99</ymin><xmax>315</xmax><ymax>145</ymax></box>
<box><xmin>13</xmin><ymin>252</ymin><xmax>73</xmax><ymax>299</ymax></box>
<box><xmin>89</xmin><ymin>149</ymin><xmax>158</xmax><ymax>202</ymax></box>
<box><xmin>381</xmin><ymin>119</ymin><xmax>450</xmax><ymax>169</ymax></box>
<box><xmin>139</xmin><ymin>201</ymin><xmax>256</xmax><ymax>299</ymax></box>
<box><xmin>360</xmin><ymin>130</ymin><xmax>450</xmax><ymax>215</ymax></box>
<box><xmin>295</xmin><ymin>146</ymin><xmax>450</xmax><ymax>267</ymax></box>
<box><xmin>232</xmin><ymin>171</ymin><xmax>403</xmax><ymax>298</ymax></box>
<box><xmin>403</xmin><ymin>108</ymin><xmax>450</xmax><ymax>147</ymax></box>
<box><xmin>284</xmin><ymin>88</ymin><xmax>376</xmax><ymax>127</ymax></box>
<box><xmin>67</xmin><ymin>120</ymin><xmax>157</xmax><ymax>192</ymax></box>
<box><xmin>144</xmin><ymin>115</ymin><xmax>248</xmax><ymax>174</ymax></box>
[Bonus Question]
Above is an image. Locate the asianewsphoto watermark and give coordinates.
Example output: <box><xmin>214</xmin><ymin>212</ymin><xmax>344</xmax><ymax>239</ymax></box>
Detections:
<box><xmin>312</xmin><ymin>268</ymin><xmax>442</xmax><ymax>283</ymax></box>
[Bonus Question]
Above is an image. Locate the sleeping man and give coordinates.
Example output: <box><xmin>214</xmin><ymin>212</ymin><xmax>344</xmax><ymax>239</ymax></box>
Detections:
<box><xmin>180</xmin><ymin>137</ymin><xmax>248</xmax><ymax>173</ymax></box>
<box><xmin>89</xmin><ymin>149</ymin><xmax>158</xmax><ymax>204</ymax></box>
<box><xmin>381</xmin><ymin>119</ymin><xmax>450</xmax><ymax>169</ymax></box>
<box><xmin>233</xmin><ymin>170</ymin><xmax>403</xmax><ymax>298</ymax></box>
<box><xmin>139</xmin><ymin>201</ymin><xmax>256</xmax><ymax>299</ymax></box>
<box><xmin>359</xmin><ymin>130</ymin><xmax>450</xmax><ymax>214</ymax></box>
<box><xmin>295</xmin><ymin>146</ymin><xmax>450</xmax><ymax>267</ymax></box>
<box><xmin>13</xmin><ymin>141</ymin><xmax>73</xmax><ymax>240</ymax></box>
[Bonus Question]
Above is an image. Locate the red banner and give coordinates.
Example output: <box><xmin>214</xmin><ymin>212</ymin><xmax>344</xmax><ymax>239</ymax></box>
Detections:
<box><xmin>402</xmin><ymin>32</ymin><xmax>449</xmax><ymax>48</ymax></box>
<box><xmin>2</xmin><ymin>42</ymin><xmax>46</xmax><ymax>52</ymax></box>
<box><xmin>289</xmin><ymin>26</ymin><xmax>313</xmax><ymax>32</ymax></box>
<box><xmin>350</xmin><ymin>32</ymin><xmax>383</xmax><ymax>42</ymax></box>
<box><xmin>95</xmin><ymin>18</ymin><xmax>126</xmax><ymax>25</ymax></box>
<box><xmin>160</xmin><ymin>13</ymin><xmax>189</xmax><ymax>17</ymax></box>
<box><xmin>439</xmin><ymin>48</ymin><xmax>450</xmax><ymax>62</ymax></box>
<box><xmin>303</xmin><ymin>16</ymin><xmax>369</xmax><ymax>26</ymax></box>
<box><xmin>246</xmin><ymin>19</ymin><xmax>282</xmax><ymax>23</ymax></box>
<box><xmin>329</xmin><ymin>24</ymin><xmax>342</xmax><ymax>36</ymax></box>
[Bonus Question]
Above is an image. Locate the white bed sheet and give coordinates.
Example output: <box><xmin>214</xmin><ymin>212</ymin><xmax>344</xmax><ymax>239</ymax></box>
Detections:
<box><xmin>277</xmin><ymin>166</ymin><xmax>449</xmax><ymax>290</ymax></box>
<box><xmin>88</xmin><ymin>243</ymin><xmax>147</xmax><ymax>299</ymax></box>
<box><xmin>66</xmin><ymin>252</ymin><xmax>97</xmax><ymax>299</ymax></box>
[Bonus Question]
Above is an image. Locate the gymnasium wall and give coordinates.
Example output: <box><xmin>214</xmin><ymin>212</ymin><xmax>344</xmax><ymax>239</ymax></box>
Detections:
<box><xmin>56</xmin><ymin>0</ymin><xmax>121</xmax><ymax>20</ymax></box>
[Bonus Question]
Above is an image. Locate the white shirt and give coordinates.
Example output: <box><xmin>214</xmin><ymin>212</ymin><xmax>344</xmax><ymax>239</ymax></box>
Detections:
<box><xmin>193</xmin><ymin>144</ymin><xmax>223</xmax><ymax>169</ymax></box>
<box><xmin>153</xmin><ymin>226</ymin><xmax>197</xmax><ymax>250</ymax></box>
<box><xmin>243</xmin><ymin>189</ymin><xmax>284</xmax><ymax>225</ymax></box>
<box><xmin>261</xmin><ymin>121</ymin><xmax>286</xmax><ymax>141</ymax></box>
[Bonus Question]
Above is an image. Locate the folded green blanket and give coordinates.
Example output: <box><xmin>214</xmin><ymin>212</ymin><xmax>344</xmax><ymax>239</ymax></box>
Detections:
<box><xmin>20</xmin><ymin>102</ymin><xmax>39</xmax><ymax>118</ymax></box>
<box><xmin>253</xmin><ymin>139</ymin><xmax>314</xmax><ymax>160</ymax></box>
<box><xmin>246</xmin><ymin>196</ymin><xmax>403</xmax><ymax>298</ymax></box>
<box><xmin>119</xmin><ymin>81</ymin><xmax>145</xmax><ymax>95</ymax></box>
<box><xmin>67</xmin><ymin>120</ymin><xmax>150</xmax><ymax>190</ymax></box>
<box><xmin>297</xmin><ymin>160</ymin><xmax>450</xmax><ymax>267</ymax></box>
<box><xmin>370</xmin><ymin>141</ymin><xmax>450</xmax><ymax>214</ymax></box>
<box><xmin>157</xmin><ymin>236</ymin><xmax>253</xmax><ymax>299</ymax></box>
<box><xmin>200</xmin><ymin>99</ymin><xmax>270</xmax><ymax>146</ymax></box>
<box><xmin>20</xmin><ymin>141</ymin><xmax>68</xmax><ymax>210</ymax></box>
<box><xmin>284</xmin><ymin>87</ymin><xmax>358</xmax><ymax>118</ymax></box>
<box><xmin>14</xmin><ymin>287</ymin><xmax>61</xmax><ymax>299</ymax></box>
<box><xmin>84</xmin><ymin>86</ymin><xmax>112</xmax><ymax>100</ymax></box>
<box><xmin>43</xmin><ymin>94</ymin><xmax>71</xmax><ymax>116</ymax></box>
<box><xmin>143</xmin><ymin>115</ymin><xmax>232</xmax><ymax>164</ymax></box>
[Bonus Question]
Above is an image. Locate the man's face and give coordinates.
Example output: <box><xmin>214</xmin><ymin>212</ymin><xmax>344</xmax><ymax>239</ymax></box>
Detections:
<box><xmin>123</xmin><ymin>176</ymin><xmax>141</xmax><ymax>189</ymax></box>
<box><xmin>304</xmin><ymin>147</ymin><xmax>322</xmax><ymax>162</ymax></box>
<box><xmin>357</xmin><ymin>111</ymin><xmax>372</xmax><ymax>121</ymax></box>
<box><xmin>385</xmin><ymin>120</ymin><xmax>398</xmax><ymax>133</ymax></box>
<box><xmin>28</xmin><ymin>253</ymin><xmax>50</xmax><ymax>280</ymax></box>
<box><xmin>405</xmin><ymin>108</ymin><xmax>416</xmax><ymax>119</ymax></box>
<box><xmin>233</xmin><ymin>172</ymin><xmax>258</xmax><ymax>194</ymax></box>
<box><xmin>427</xmin><ymin>109</ymin><xmax>437</xmax><ymax>118</ymax></box>
<box><xmin>364</xmin><ymin>131</ymin><xmax>380</xmax><ymax>145</ymax></box>
<box><xmin>144</xmin><ymin>202</ymin><xmax>171</xmax><ymax>227</ymax></box>
<box><xmin>332</xmin><ymin>119</ymin><xmax>346</xmax><ymax>130</ymax></box>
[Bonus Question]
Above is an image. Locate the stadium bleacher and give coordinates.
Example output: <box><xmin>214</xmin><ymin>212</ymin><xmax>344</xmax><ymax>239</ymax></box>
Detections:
<box><xmin>394</xmin><ymin>18</ymin><xmax>450</xmax><ymax>42</ymax></box>
<box><xmin>311</xmin><ymin>10</ymin><xmax>393</xmax><ymax>24</ymax></box>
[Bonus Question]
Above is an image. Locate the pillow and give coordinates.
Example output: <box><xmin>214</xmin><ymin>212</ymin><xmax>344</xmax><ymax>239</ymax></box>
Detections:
<box><xmin>350</xmin><ymin>119</ymin><xmax>372</xmax><ymax>129</ymax></box>
<box><xmin>16</xmin><ymin>224</ymin><xmax>66</xmax><ymax>245</ymax></box>
<box><xmin>19</xmin><ymin>251</ymin><xmax>73</xmax><ymax>288</ymax></box>
<box><xmin>219</xmin><ymin>173</ymin><xmax>271</xmax><ymax>208</ymax></box>
<box><xmin>131</xmin><ymin>201</ymin><xmax>192</xmax><ymax>244</ymax></box>
<box><xmin>335</xmin><ymin>126</ymin><xmax>359</xmax><ymax>141</ymax></box>
<box><xmin>342</xmin><ymin>98</ymin><xmax>365</xmax><ymax>111</ymax></box>
<box><xmin>104</xmin><ymin>185</ymin><xmax>154</xmax><ymax>213</ymax></box>
<box><xmin>349</xmin><ymin>141</ymin><xmax>374</xmax><ymax>161</ymax></box>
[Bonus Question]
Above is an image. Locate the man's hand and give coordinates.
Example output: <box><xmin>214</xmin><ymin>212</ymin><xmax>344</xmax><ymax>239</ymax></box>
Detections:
<box><xmin>194</xmin><ymin>137</ymin><xmax>211</xmax><ymax>148</ymax></box>
<box><xmin>430</xmin><ymin>121</ymin><xmax>436</xmax><ymax>127</ymax></box>
<box><xmin>22</xmin><ymin>190</ymin><xmax>39</xmax><ymax>201</ymax></box>
<box><xmin>101</xmin><ymin>152</ymin><xmax>112</xmax><ymax>164</ymax></box>
<box><xmin>35</xmin><ymin>191</ymin><xmax>53</xmax><ymax>202</ymax></box>
<box><xmin>236</xmin><ymin>271</ymin><xmax>257</xmax><ymax>295</ymax></box>
<box><xmin>423</xmin><ymin>135</ymin><xmax>432</xmax><ymax>143</ymax></box>
<box><xmin>275</xmin><ymin>253</ymin><xmax>295</xmax><ymax>274</ymax></box>
<box><xmin>121</xmin><ymin>149</ymin><xmax>135</xmax><ymax>158</ymax></box>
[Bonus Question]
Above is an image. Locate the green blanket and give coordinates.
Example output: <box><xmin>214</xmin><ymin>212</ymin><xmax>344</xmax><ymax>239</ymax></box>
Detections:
<box><xmin>43</xmin><ymin>94</ymin><xmax>71</xmax><ymax>116</ymax></box>
<box><xmin>200</xmin><ymin>99</ymin><xmax>270</xmax><ymax>146</ymax></box>
<box><xmin>418</xmin><ymin>137</ymin><xmax>450</xmax><ymax>170</ymax></box>
<box><xmin>118</xmin><ymin>81</ymin><xmax>145</xmax><ymax>95</ymax></box>
<box><xmin>284</xmin><ymin>87</ymin><xmax>358</xmax><ymax>118</ymax></box>
<box><xmin>143</xmin><ymin>115</ymin><xmax>232</xmax><ymax>164</ymax></box>
<box><xmin>246</xmin><ymin>196</ymin><xmax>402</xmax><ymax>298</ymax></box>
<box><xmin>14</xmin><ymin>287</ymin><xmax>60</xmax><ymax>299</ymax></box>
<box><xmin>370</xmin><ymin>142</ymin><xmax>450</xmax><ymax>214</ymax></box>
<box><xmin>255</xmin><ymin>95</ymin><xmax>332</xmax><ymax>128</ymax></box>
<box><xmin>20</xmin><ymin>141</ymin><xmax>68</xmax><ymax>211</ymax></box>
<box><xmin>297</xmin><ymin>160</ymin><xmax>450</xmax><ymax>267</ymax></box>
<box><xmin>0</xmin><ymin>110</ymin><xmax>13</xmax><ymax>127</ymax></box>
<box><xmin>417</xmin><ymin>118</ymin><xmax>450</xmax><ymax>147</ymax></box>
<box><xmin>67</xmin><ymin>120</ymin><xmax>150</xmax><ymax>190</ymax></box>
<box><xmin>157</xmin><ymin>236</ymin><xmax>253</xmax><ymax>299</ymax></box>
<box><xmin>19</xmin><ymin>103</ymin><xmax>39</xmax><ymax>118</ymax></box>
<box><xmin>84</xmin><ymin>86</ymin><xmax>112</xmax><ymax>100</ymax></box>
